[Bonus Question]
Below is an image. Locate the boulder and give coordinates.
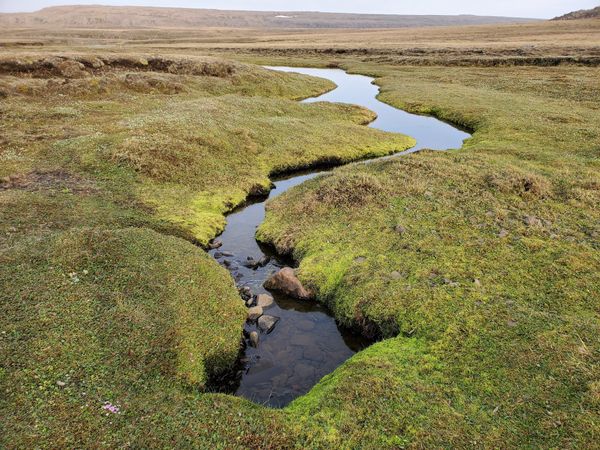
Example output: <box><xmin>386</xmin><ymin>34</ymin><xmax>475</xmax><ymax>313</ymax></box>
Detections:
<box><xmin>258</xmin><ymin>315</ymin><xmax>279</xmax><ymax>333</ymax></box>
<box><xmin>256</xmin><ymin>293</ymin><xmax>274</xmax><ymax>308</ymax></box>
<box><xmin>247</xmin><ymin>306</ymin><xmax>263</xmax><ymax>321</ymax></box>
<box><xmin>264</xmin><ymin>267</ymin><xmax>314</xmax><ymax>300</ymax></box>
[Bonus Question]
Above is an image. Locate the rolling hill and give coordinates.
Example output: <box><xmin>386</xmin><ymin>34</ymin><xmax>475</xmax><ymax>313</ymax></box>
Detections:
<box><xmin>554</xmin><ymin>6</ymin><xmax>600</xmax><ymax>20</ymax></box>
<box><xmin>0</xmin><ymin>5</ymin><xmax>539</xmax><ymax>29</ymax></box>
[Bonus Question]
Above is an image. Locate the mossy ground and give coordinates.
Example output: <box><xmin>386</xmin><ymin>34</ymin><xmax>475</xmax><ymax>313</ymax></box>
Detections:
<box><xmin>258</xmin><ymin>64</ymin><xmax>600</xmax><ymax>447</ymax></box>
<box><xmin>1</xmin><ymin>36</ymin><xmax>599</xmax><ymax>448</ymax></box>
<box><xmin>0</xmin><ymin>54</ymin><xmax>412</xmax><ymax>246</ymax></box>
<box><xmin>0</xmin><ymin>52</ymin><xmax>415</xmax><ymax>448</ymax></box>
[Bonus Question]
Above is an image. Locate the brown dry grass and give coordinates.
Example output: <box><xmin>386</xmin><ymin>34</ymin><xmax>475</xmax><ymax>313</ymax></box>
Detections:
<box><xmin>1</xmin><ymin>19</ymin><xmax>599</xmax><ymax>56</ymax></box>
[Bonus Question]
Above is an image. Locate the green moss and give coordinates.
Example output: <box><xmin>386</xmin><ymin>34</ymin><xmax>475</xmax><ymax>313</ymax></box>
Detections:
<box><xmin>259</xmin><ymin>65</ymin><xmax>600</xmax><ymax>447</ymax></box>
<box><xmin>2</xmin><ymin>51</ymin><xmax>599</xmax><ymax>447</ymax></box>
<box><xmin>1</xmin><ymin>56</ymin><xmax>413</xmax><ymax>246</ymax></box>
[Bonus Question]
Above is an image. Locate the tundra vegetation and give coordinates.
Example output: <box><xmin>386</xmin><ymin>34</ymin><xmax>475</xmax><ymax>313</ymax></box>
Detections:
<box><xmin>1</xmin><ymin>14</ymin><xmax>599</xmax><ymax>449</ymax></box>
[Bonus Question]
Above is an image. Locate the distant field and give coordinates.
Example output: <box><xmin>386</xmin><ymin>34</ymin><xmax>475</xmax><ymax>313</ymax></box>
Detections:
<box><xmin>1</xmin><ymin>18</ymin><xmax>599</xmax><ymax>66</ymax></box>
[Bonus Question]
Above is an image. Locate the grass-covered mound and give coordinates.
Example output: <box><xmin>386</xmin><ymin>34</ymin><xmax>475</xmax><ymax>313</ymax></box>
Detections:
<box><xmin>0</xmin><ymin>54</ymin><xmax>413</xmax><ymax>246</ymax></box>
<box><xmin>0</xmin><ymin>228</ymin><xmax>253</xmax><ymax>446</ymax></box>
<box><xmin>258</xmin><ymin>64</ymin><xmax>600</xmax><ymax>447</ymax></box>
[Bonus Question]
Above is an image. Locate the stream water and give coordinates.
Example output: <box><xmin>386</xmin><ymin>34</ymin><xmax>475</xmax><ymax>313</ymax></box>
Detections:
<box><xmin>209</xmin><ymin>67</ymin><xmax>470</xmax><ymax>407</ymax></box>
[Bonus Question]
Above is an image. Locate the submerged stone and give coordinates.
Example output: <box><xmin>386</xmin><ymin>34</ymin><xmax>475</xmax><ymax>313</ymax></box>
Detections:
<box><xmin>249</xmin><ymin>331</ymin><xmax>259</xmax><ymax>347</ymax></box>
<box><xmin>258</xmin><ymin>315</ymin><xmax>279</xmax><ymax>333</ymax></box>
<box><xmin>256</xmin><ymin>293</ymin><xmax>274</xmax><ymax>308</ymax></box>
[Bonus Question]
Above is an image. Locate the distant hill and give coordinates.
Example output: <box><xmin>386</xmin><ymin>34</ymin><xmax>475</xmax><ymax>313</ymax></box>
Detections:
<box><xmin>0</xmin><ymin>5</ymin><xmax>539</xmax><ymax>29</ymax></box>
<box><xmin>553</xmin><ymin>6</ymin><xmax>600</xmax><ymax>20</ymax></box>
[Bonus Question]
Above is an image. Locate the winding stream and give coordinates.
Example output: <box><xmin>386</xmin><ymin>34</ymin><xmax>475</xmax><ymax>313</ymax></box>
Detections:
<box><xmin>210</xmin><ymin>67</ymin><xmax>470</xmax><ymax>407</ymax></box>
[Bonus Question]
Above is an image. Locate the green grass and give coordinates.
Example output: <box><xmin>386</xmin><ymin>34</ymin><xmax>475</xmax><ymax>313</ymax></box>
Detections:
<box><xmin>258</xmin><ymin>64</ymin><xmax>600</xmax><ymax>447</ymax></box>
<box><xmin>1</xmin><ymin>227</ymin><xmax>253</xmax><ymax>447</ymax></box>
<box><xmin>0</xmin><ymin>53</ymin><xmax>416</xmax><ymax>448</ymax></box>
<box><xmin>0</xmin><ymin>54</ymin><xmax>414</xmax><ymax>246</ymax></box>
<box><xmin>2</xmin><ymin>51</ymin><xmax>599</xmax><ymax>448</ymax></box>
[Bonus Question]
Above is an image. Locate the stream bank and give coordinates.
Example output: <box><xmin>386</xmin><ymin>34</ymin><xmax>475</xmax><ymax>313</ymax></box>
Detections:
<box><xmin>209</xmin><ymin>66</ymin><xmax>470</xmax><ymax>407</ymax></box>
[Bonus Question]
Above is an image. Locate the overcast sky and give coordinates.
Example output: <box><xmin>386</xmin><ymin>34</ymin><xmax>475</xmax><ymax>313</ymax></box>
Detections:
<box><xmin>0</xmin><ymin>0</ymin><xmax>597</xmax><ymax>18</ymax></box>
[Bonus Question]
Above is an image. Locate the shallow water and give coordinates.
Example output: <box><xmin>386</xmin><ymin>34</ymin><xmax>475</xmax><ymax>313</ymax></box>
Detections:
<box><xmin>209</xmin><ymin>67</ymin><xmax>470</xmax><ymax>407</ymax></box>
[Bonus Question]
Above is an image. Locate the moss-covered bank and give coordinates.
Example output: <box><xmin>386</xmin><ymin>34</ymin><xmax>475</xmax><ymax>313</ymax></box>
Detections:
<box><xmin>258</xmin><ymin>64</ymin><xmax>600</xmax><ymax>447</ymax></box>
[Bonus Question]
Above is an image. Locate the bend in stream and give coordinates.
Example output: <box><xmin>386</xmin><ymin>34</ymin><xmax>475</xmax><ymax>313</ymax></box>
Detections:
<box><xmin>209</xmin><ymin>67</ymin><xmax>470</xmax><ymax>407</ymax></box>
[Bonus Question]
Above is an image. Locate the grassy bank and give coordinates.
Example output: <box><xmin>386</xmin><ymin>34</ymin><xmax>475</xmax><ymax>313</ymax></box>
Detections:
<box><xmin>0</xmin><ymin>52</ymin><xmax>414</xmax><ymax>447</ymax></box>
<box><xmin>0</xmin><ymin>54</ymin><xmax>412</xmax><ymax>246</ymax></box>
<box><xmin>258</xmin><ymin>63</ymin><xmax>600</xmax><ymax>447</ymax></box>
<box><xmin>1</xmin><ymin>25</ymin><xmax>599</xmax><ymax>447</ymax></box>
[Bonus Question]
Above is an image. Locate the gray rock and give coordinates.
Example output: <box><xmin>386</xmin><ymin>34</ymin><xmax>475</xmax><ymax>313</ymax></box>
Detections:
<box><xmin>354</xmin><ymin>256</ymin><xmax>366</xmax><ymax>263</ymax></box>
<box><xmin>221</xmin><ymin>251</ymin><xmax>234</xmax><ymax>257</ymax></box>
<box><xmin>249</xmin><ymin>331</ymin><xmax>259</xmax><ymax>348</ymax></box>
<box><xmin>394</xmin><ymin>224</ymin><xmax>406</xmax><ymax>234</ymax></box>
<box><xmin>247</xmin><ymin>306</ymin><xmax>263</xmax><ymax>321</ymax></box>
<box><xmin>244</xmin><ymin>255</ymin><xmax>271</xmax><ymax>269</ymax></box>
<box><xmin>256</xmin><ymin>293</ymin><xmax>274</xmax><ymax>308</ymax></box>
<box><xmin>239</xmin><ymin>286</ymin><xmax>253</xmax><ymax>300</ymax></box>
<box><xmin>56</xmin><ymin>380</ymin><xmax>66</xmax><ymax>387</ymax></box>
<box><xmin>498</xmin><ymin>229</ymin><xmax>509</xmax><ymax>238</ymax></box>
<box><xmin>390</xmin><ymin>271</ymin><xmax>403</xmax><ymax>280</ymax></box>
<box><xmin>209</xmin><ymin>239</ymin><xmax>223</xmax><ymax>249</ymax></box>
<box><xmin>243</xmin><ymin>259</ymin><xmax>259</xmax><ymax>269</ymax></box>
<box><xmin>258</xmin><ymin>315</ymin><xmax>279</xmax><ymax>333</ymax></box>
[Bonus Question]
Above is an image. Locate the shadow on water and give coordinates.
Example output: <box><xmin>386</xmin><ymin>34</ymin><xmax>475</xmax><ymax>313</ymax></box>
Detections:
<box><xmin>208</xmin><ymin>66</ymin><xmax>471</xmax><ymax>408</ymax></box>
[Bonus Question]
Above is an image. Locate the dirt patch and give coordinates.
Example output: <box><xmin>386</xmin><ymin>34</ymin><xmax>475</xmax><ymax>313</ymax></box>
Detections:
<box><xmin>483</xmin><ymin>168</ymin><xmax>551</xmax><ymax>199</ymax></box>
<box><xmin>0</xmin><ymin>170</ymin><xmax>97</xmax><ymax>194</ymax></box>
<box><xmin>0</xmin><ymin>55</ymin><xmax>237</xmax><ymax>79</ymax></box>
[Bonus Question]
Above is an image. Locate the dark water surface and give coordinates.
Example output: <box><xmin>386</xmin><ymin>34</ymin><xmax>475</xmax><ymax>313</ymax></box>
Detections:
<box><xmin>210</xmin><ymin>67</ymin><xmax>470</xmax><ymax>407</ymax></box>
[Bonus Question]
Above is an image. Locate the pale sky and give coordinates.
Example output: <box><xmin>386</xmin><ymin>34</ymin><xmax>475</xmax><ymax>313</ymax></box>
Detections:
<box><xmin>0</xmin><ymin>0</ymin><xmax>597</xmax><ymax>18</ymax></box>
